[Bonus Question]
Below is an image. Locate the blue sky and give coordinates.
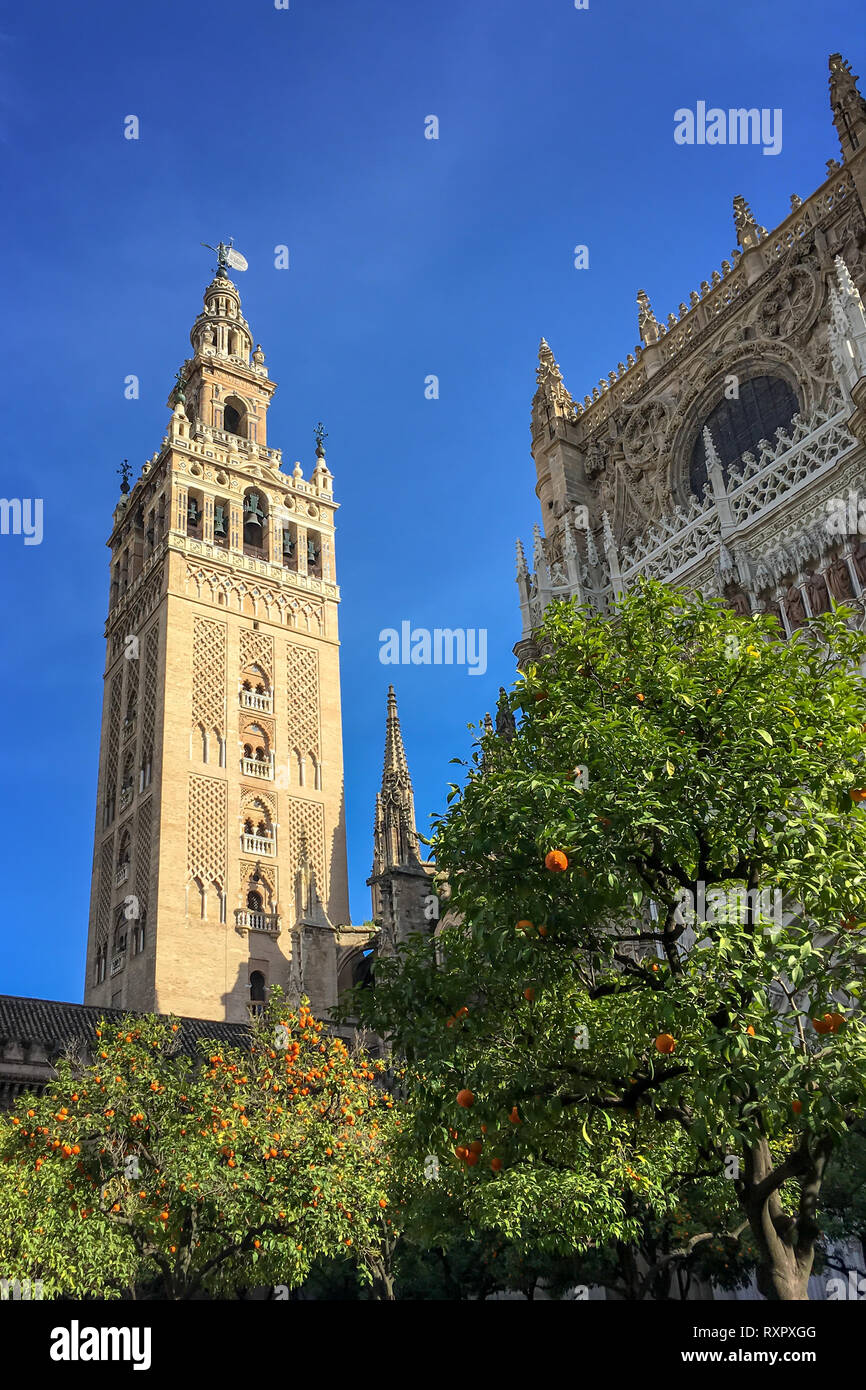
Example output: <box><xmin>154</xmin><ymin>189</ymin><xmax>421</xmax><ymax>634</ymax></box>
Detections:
<box><xmin>0</xmin><ymin>0</ymin><xmax>861</xmax><ymax>1001</ymax></box>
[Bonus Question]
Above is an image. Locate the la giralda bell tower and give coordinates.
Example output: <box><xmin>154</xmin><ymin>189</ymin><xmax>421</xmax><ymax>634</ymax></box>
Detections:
<box><xmin>84</xmin><ymin>249</ymin><xmax>350</xmax><ymax>1022</ymax></box>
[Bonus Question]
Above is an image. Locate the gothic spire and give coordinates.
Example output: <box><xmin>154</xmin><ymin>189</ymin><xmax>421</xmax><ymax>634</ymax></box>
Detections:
<box><xmin>382</xmin><ymin>684</ymin><xmax>410</xmax><ymax>785</ymax></box>
<box><xmin>637</xmin><ymin>290</ymin><xmax>659</xmax><ymax>346</ymax></box>
<box><xmin>732</xmin><ymin>196</ymin><xmax>766</xmax><ymax>250</ymax></box>
<box><xmin>531</xmin><ymin>337</ymin><xmax>575</xmax><ymax>431</ymax></box>
<box><xmin>371</xmin><ymin>686</ymin><xmax>420</xmax><ymax>876</ymax></box>
<box><xmin>829</xmin><ymin>53</ymin><xmax>866</xmax><ymax>162</ymax></box>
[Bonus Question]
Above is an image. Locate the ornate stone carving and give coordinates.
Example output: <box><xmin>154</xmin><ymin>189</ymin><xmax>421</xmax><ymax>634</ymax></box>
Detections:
<box><xmin>191</xmin><ymin>617</ymin><xmax>226</xmax><ymax>739</ymax></box>
<box><xmin>755</xmin><ymin>266</ymin><xmax>816</xmax><ymax>340</ymax></box>
<box><xmin>723</xmin><ymin>582</ymin><xmax>751</xmax><ymax>616</ymax></box>
<box><xmin>187</xmin><ymin>774</ymin><xmax>227</xmax><ymax>889</ymax></box>
<box><xmin>287</xmin><ymin>644</ymin><xmax>320</xmax><ymax>761</ymax></box>
<box><xmin>784</xmin><ymin>583</ymin><xmax>807</xmax><ymax>628</ymax></box>
<box><xmin>805</xmin><ymin>569</ymin><xmax>831</xmax><ymax>614</ymax></box>
<box><xmin>827</xmin><ymin>551</ymin><xmax>855</xmax><ymax>600</ymax></box>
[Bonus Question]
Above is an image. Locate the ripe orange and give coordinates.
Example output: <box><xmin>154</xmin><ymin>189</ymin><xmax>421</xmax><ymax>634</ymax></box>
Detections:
<box><xmin>523</xmin><ymin>987</ymin><xmax>536</xmax><ymax>1002</ymax></box>
<box><xmin>636</xmin><ymin>693</ymin><xmax>645</xmax><ymax>702</ymax></box>
<box><xmin>466</xmin><ymin>1152</ymin><xmax>480</xmax><ymax>1167</ymax></box>
<box><xmin>508</xmin><ymin>1106</ymin><xmax>521</xmax><ymax>1125</ymax></box>
<box><xmin>791</xmin><ymin>1099</ymin><xmax>803</xmax><ymax>1115</ymax></box>
<box><xmin>746</xmin><ymin>1025</ymin><xmax>756</xmax><ymax>1036</ymax></box>
<box><xmin>516</xmin><ymin>919</ymin><xmax>534</xmax><ymax>933</ymax></box>
<box><xmin>850</xmin><ymin>789</ymin><xmax>866</xmax><ymax>803</ymax></box>
<box><xmin>455</xmin><ymin>1146</ymin><xmax>468</xmax><ymax>1161</ymax></box>
<box><xmin>456</xmin><ymin>1088</ymin><xmax>475</xmax><ymax>1108</ymax></box>
<box><xmin>537</xmin><ymin>924</ymin><xmax>548</xmax><ymax>937</ymax></box>
<box><xmin>812</xmin><ymin>1014</ymin><xmax>836</xmax><ymax>1035</ymax></box>
<box><xmin>545</xmin><ymin>850</ymin><xmax>569</xmax><ymax>873</ymax></box>
<box><xmin>469</xmin><ymin>1140</ymin><xmax>483</xmax><ymax>1155</ymax></box>
<box><xmin>490</xmin><ymin>1157</ymin><xmax>503</xmax><ymax>1172</ymax></box>
<box><xmin>654</xmin><ymin>1033</ymin><xmax>676</xmax><ymax>1055</ymax></box>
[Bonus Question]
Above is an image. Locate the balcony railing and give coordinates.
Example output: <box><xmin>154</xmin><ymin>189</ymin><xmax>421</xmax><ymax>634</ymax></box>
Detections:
<box><xmin>242</xmin><ymin>833</ymin><xmax>274</xmax><ymax>856</ymax></box>
<box><xmin>240</xmin><ymin>689</ymin><xmax>273</xmax><ymax>712</ymax></box>
<box><xmin>115</xmin><ymin>863</ymin><xmax>130</xmax><ymax>887</ymax></box>
<box><xmin>235</xmin><ymin>909</ymin><xmax>280</xmax><ymax>935</ymax></box>
<box><xmin>241</xmin><ymin>756</ymin><xmax>274</xmax><ymax>780</ymax></box>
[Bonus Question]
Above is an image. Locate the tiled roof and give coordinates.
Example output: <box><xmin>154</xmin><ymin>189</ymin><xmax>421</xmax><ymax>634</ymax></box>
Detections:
<box><xmin>0</xmin><ymin>995</ymin><xmax>251</xmax><ymax>1054</ymax></box>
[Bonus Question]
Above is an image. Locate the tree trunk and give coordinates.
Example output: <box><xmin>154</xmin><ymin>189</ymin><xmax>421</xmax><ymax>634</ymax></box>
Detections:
<box><xmin>743</xmin><ymin>1137</ymin><xmax>828</xmax><ymax>1301</ymax></box>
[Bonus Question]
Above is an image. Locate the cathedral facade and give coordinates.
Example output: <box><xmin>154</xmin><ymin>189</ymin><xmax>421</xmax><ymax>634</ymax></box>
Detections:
<box><xmin>516</xmin><ymin>54</ymin><xmax>866</xmax><ymax>658</ymax></box>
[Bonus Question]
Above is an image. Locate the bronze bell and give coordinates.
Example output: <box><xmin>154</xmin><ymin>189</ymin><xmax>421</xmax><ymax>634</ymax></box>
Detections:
<box><xmin>214</xmin><ymin>505</ymin><xmax>228</xmax><ymax>536</ymax></box>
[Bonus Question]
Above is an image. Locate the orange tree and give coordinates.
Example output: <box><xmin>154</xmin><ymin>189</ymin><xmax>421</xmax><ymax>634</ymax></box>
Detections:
<box><xmin>0</xmin><ymin>993</ymin><xmax>394</xmax><ymax>1299</ymax></box>
<box><xmin>347</xmin><ymin>581</ymin><xmax>866</xmax><ymax>1301</ymax></box>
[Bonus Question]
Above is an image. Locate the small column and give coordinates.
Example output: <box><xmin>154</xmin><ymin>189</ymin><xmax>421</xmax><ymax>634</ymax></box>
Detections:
<box><xmin>562</xmin><ymin>514</ymin><xmax>585</xmax><ymax>604</ymax></box>
<box><xmin>703</xmin><ymin>427</ymin><xmax>736</xmax><ymax>536</ymax></box>
<box><xmin>175</xmin><ymin>482</ymin><xmax>188</xmax><ymax>534</ymax></box>
<box><xmin>532</xmin><ymin>524</ymin><xmax>551</xmax><ymax>613</ymax></box>
<box><xmin>321</xmin><ymin>536</ymin><xmax>334</xmax><ymax>585</ymax></box>
<box><xmin>230</xmin><ymin>499</ymin><xmax>243</xmax><ymax>552</ymax></box>
<box><xmin>296</xmin><ymin>524</ymin><xmax>308</xmax><ymax>576</ymax></box>
<box><xmin>203</xmin><ymin>494</ymin><xmax>214</xmax><ymax>545</ymax></box>
<box><xmin>515</xmin><ymin>539</ymin><xmax>532</xmax><ymax>639</ymax></box>
<box><xmin>269</xmin><ymin>509</ymin><xmax>282</xmax><ymax>566</ymax></box>
<box><xmin>602</xmin><ymin>511</ymin><xmax>625</xmax><ymax>601</ymax></box>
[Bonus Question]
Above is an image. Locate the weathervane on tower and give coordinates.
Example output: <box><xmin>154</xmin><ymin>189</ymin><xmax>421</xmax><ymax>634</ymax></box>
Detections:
<box><xmin>314</xmin><ymin>421</ymin><xmax>328</xmax><ymax>457</ymax></box>
<box><xmin>200</xmin><ymin>237</ymin><xmax>248</xmax><ymax>278</ymax></box>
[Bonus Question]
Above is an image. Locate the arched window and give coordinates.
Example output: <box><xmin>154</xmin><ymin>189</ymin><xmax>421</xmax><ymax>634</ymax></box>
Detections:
<box><xmin>352</xmin><ymin>949</ymin><xmax>375</xmax><ymax>991</ymax></box>
<box><xmin>249</xmin><ymin>970</ymin><xmax>266</xmax><ymax>1015</ymax></box>
<box><xmin>213</xmin><ymin>499</ymin><xmax>229</xmax><ymax>547</ymax></box>
<box><xmin>242</xmin><ymin>489</ymin><xmax>267</xmax><ymax>556</ymax></box>
<box><xmin>282</xmin><ymin>525</ymin><xmax>296</xmax><ymax>569</ymax></box>
<box><xmin>247</xmin><ymin>890</ymin><xmax>263</xmax><ymax>912</ymax></box>
<box><xmin>187</xmin><ymin>491</ymin><xmax>203</xmax><ymax>538</ymax></box>
<box><xmin>113</xmin><ymin>906</ymin><xmax>128</xmax><ymax>956</ymax></box>
<box><xmin>224</xmin><ymin>396</ymin><xmax>247</xmax><ymax>439</ymax></box>
<box><xmin>140</xmin><ymin>747</ymin><xmax>152</xmax><ymax>791</ymax></box>
<box><xmin>306</xmin><ymin>532</ymin><xmax>322</xmax><ymax>578</ymax></box>
<box><xmin>690</xmin><ymin>376</ymin><xmax>799</xmax><ymax>495</ymax></box>
<box><xmin>132</xmin><ymin>911</ymin><xmax>146</xmax><ymax>955</ymax></box>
